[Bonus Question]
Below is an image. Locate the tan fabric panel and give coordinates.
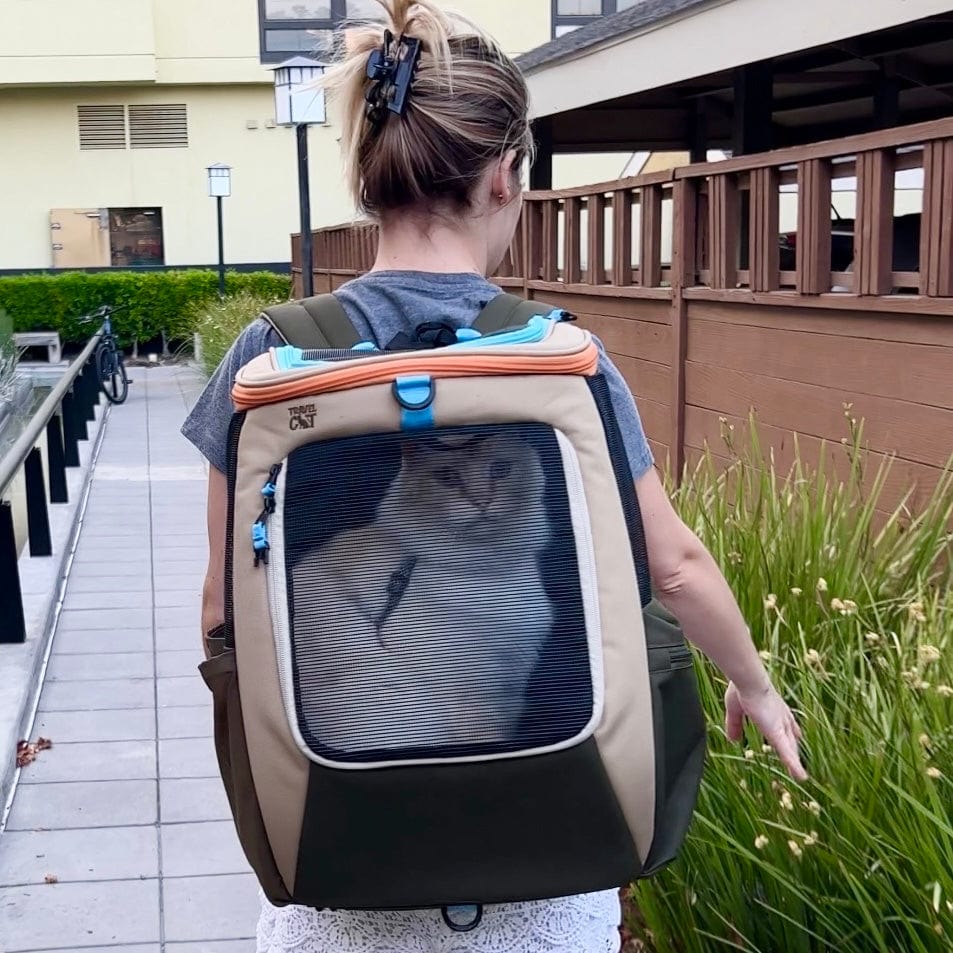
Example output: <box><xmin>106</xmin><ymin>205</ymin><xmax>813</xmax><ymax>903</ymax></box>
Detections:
<box><xmin>233</xmin><ymin>372</ymin><xmax>655</xmax><ymax>879</ymax></box>
<box><xmin>231</xmin><ymin>384</ymin><xmax>401</xmax><ymax>890</ymax></box>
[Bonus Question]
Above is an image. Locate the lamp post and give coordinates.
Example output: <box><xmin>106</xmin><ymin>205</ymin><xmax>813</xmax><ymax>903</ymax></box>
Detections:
<box><xmin>271</xmin><ymin>56</ymin><xmax>327</xmax><ymax>299</ymax></box>
<box><xmin>207</xmin><ymin>163</ymin><xmax>232</xmax><ymax>298</ymax></box>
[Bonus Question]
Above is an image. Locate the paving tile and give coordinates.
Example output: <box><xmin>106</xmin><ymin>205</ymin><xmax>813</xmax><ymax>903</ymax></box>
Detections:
<box><xmin>155</xmin><ymin>590</ymin><xmax>203</xmax><ymax>609</ymax></box>
<box><xmin>56</xmin><ymin>607</ymin><xmax>153</xmax><ymax>631</ymax></box>
<box><xmin>51</xmin><ymin>627</ymin><xmax>153</xmax><ymax>654</ymax></box>
<box><xmin>65</xmin><ymin>574</ymin><xmax>151</xmax><ymax>594</ymax></box>
<box><xmin>0</xmin><ymin>826</ymin><xmax>158</xmax><ymax>885</ymax></box>
<box><xmin>6</xmin><ymin>779</ymin><xmax>157</xmax><ymax>831</ymax></box>
<box><xmin>162</xmin><ymin>873</ymin><xmax>260</xmax><ymax>943</ymax></box>
<box><xmin>46</xmin><ymin>651</ymin><xmax>154</xmax><ymax>682</ymax></box>
<box><xmin>62</xmin><ymin>589</ymin><xmax>155</xmax><ymax>611</ymax></box>
<box><xmin>0</xmin><ymin>879</ymin><xmax>160</xmax><ymax>951</ymax></box>
<box><xmin>158</xmin><ymin>675</ymin><xmax>211</xmax><ymax>708</ymax></box>
<box><xmin>157</xmin><ymin>626</ymin><xmax>204</xmax><ymax>652</ymax></box>
<box><xmin>158</xmin><ymin>705</ymin><xmax>213</xmax><ymax>740</ymax></box>
<box><xmin>68</xmin><ymin>561</ymin><xmax>153</xmax><ymax>580</ymax></box>
<box><xmin>158</xmin><ymin>650</ymin><xmax>203</xmax><ymax>678</ymax></box>
<box><xmin>154</xmin><ymin>573</ymin><xmax>206</xmax><ymax>592</ymax></box>
<box><xmin>18</xmin><ymin>740</ymin><xmax>156</xmax><ymax>784</ymax></box>
<box><xmin>31</xmin><ymin>707</ymin><xmax>155</xmax><ymax>743</ymax></box>
<box><xmin>80</xmin><ymin>524</ymin><xmax>152</xmax><ymax>539</ymax></box>
<box><xmin>160</xmin><ymin>821</ymin><xmax>248</xmax><ymax>877</ymax></box>
<box><xmin>158</xmin><ymin>606</ymin><xmax>206</xmax><ymax>630</ymax></box>
<box><xmin>39</xmin><ymin>677</ymin><xmax>154</xmax><ymax>711</ymax></box>
<box><xmin>160</xmin><ymin>778</ymin><xmax>230</xmax><ymax>824</ymax></box>
<box><xmin>158</xmin><ymin>737</ymin><xmax>219</xmax><ymax>779</ymax></box>
<box><xmin>167</xmin><ymin>942</ymin><xmax>255</xmax><ymax>952</ymax></box>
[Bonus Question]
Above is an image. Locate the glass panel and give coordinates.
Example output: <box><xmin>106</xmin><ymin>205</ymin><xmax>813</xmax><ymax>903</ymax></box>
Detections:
<box><xmin>556</xmin><ymin>0</ymin><xmax>601</xmax><ymax>14</ymax></box>
<box><xmin>345</xmin><ymin>0</ymin><xmax>382</xmax><ymax>18</ymax></box>
<box><xmin>616</xmin><ymin>0</ymin><xmax>641</xmax><ymax>8</ymax></box>
<box><xmin>109</xmin><ymin>208</ymin><xmax>164</xmax><ymax>267</ymax></box>
<box><xmin>555</xmin><ymin>24</ymin><xmax>582</xmax><ymax>36</ymax></box>
<box><xmin>265</xmin><ymin>27</ymin><xmax>332</xmax><ymax>52</ymax></box>
<box><xmin>264</xmin><ymin>0</ymin><xmax>331</xmax><ymax>19</ymax></box>
<box><xmin>284</xmin><ymin>423</ymin><xmax>592</xmax><ymax>764</ymax></box>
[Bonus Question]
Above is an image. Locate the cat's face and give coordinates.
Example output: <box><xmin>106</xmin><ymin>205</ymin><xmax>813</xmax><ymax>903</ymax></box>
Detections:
<box><xmin>401</xmin><ymin>433</ymin><xmax>544</xmax><ymax>536</ymax></box>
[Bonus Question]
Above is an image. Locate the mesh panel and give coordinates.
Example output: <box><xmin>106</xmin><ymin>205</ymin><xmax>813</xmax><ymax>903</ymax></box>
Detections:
<box><xmin>282</xmin><ymin>423</ymin><xmax>593</xmax><ymax>764</ymax></box>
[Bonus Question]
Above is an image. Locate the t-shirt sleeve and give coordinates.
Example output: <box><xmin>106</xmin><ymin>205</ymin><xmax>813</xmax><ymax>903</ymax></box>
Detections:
<box><xmin>593</xmin><ymin>337</ymin><xmax>655</xmax><ymax>480</ymax></box>
<box><xmin>180</xmin><ymin>319</ymin><xmax>275</xmax><ymax>474</ymax></box>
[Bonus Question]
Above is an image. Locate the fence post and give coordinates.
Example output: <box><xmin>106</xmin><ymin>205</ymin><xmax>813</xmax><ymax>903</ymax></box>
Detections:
<box><xmin>24</xmin><ymin>447</ymin><xmax>52</xmax><ymax>558</ymax></box>
<box><xmin>749</xmin><ymin>167</ymin><xmax>780</xmax><ymax>292</ymax></box>
<box><xmin>854</xmin><ymin>149</ymin><xmax>895</xmax><ymax>296</ymax></box>
<box><xmin>0</xmin><ymin>501</ymin><xmax>26</xmax><ymax>644</ymax></box>
<box><xmin>586</xmin><ymin>194</ymin><xmax>605</xmax><ymax>285</ymax></box>
<box><xmin>62</xmin><ymin>392</ymin><xmax>81</xmax><ymax>466</ymax></box>
<box><xmin>639</xmin><ymin>184</ymin><xmax>663</xmax><ymax>287</ymax></box>
<box><xmin>796</xmin><ymin>158</ymin><xmax>832</xmax><ymax>294</ymax></box>
<box><xmin>919</xmin><ymin>139</ymin><xmax>953</xmax><ymax>297</ymax></box>
<box><xmin>611</xmin><ymin>190</ymin><xmax>632</xmax><ymax>286</ymax></box>
<box><xmin>670</xmin><ymin>177</ymin><xmax>697</xmax><ymax>483</ymax></box>
<box><xmin>82</xmin><ymin>361</ymin><xmax>97</xmax><ymax>422</ymax></box>
<box><xmin>709</xmin><ymin>174</ymin><xmax>739</xmax><ymax>289</ymax></box>
<box><xmin>46</xmin><ymin>415</ymin><xmax>68</xmax><ymax>504</ymax></box>
<box><xmin>564</xmin><ymin>197</ymin><xmax>582</xmax><ymax>285</ymax></box>
<box><xmin>541</xmin><ymin>200</ymin><xmax>559</xmax><ymax>283</ymax></box>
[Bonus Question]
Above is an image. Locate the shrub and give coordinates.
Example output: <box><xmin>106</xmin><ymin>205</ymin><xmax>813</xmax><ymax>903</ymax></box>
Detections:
<box><xmin>0</xmin><ymin>270</ymin><xmax>291</xmax><ymax>346</ymax></box>
<box><xmin>628</xmin><ymin>418</ymin><xmax>953</xmax><ymax>953</ymax></box>
<box><xmin>191</xmin><ymin>290</ymin><xmax>287</xmax><ymax>377</ymax></box>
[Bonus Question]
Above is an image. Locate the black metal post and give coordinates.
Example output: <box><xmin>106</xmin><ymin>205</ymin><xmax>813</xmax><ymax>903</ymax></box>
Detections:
<box><xmin>297</xmin><ymin>123</ymin><xmax>314</xmax><ymax>299</ymax></box>
<box><xmin>46</xmin><ymin>415</ymin><xmax>68</xmax><ymax>504</ymax></box>
<box><xmin>217</xmin><ymin>195</ymin><xmax>226</xmax><ymax>298</ymax></box>
<box><xmin>62</xmin><ymin>394</ymin><xmax>81</xmax><ymax>467</ymax></box>
<box><xmin>82</xmin><ymin>360</ymin><xmax>97</xmax><ymax>422</ymax></box>
<box><xmin>24</xmin><ymin>447</ymin><xmax>52</xmax><ymax>558</ymax></box>
<box><xmin>0</xmin><ymin>501</ymin><xmax>26</xmax><ymax>643</ymax></box>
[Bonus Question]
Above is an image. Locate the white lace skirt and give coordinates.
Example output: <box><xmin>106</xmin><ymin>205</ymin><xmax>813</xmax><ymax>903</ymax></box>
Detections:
<box><xmin>257</xmin><ymin>889</ymin><xmax>621</xmax><ymax>953</ymax></box>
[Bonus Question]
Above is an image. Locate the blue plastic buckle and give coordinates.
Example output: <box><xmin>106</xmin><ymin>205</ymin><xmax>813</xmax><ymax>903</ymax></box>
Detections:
<box><xmin>252</xmin><ymin>522</ymin><xmax>270</xmax><ymax>566</ymax></box>
<box><xmin>392</xmin><ymin>375</ymin><xmax>435</xmax><ymax>430</ymax></box>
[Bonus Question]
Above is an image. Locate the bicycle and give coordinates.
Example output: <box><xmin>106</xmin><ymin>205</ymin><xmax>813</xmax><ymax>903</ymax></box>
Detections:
<box><xmin>81</xmin><ymin>305</ymin><xmax>131</xmax><ymax>405</ymax></box>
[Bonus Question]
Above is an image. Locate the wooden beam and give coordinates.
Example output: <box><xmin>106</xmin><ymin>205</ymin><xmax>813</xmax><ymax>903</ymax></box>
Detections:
<box><xmin>854</xmin><ymin>150</ymin><xmax>895</xmax><ymax>296</ymax></box>
<box><xmin>709</xmin><ymin>174</ymin><xmax>739</xmax><ymax>289</ymax></box>
<box><xmin>610</xmin><ymin>190</ymin><xmax>632</xmax><ymax>286</ymax></box>
<box><xmin>564</xmin><ymin>196</ymin><xmax>582</xmax><ymax>286</ymax></box>
<box><xmin>586</xmin><ymin>193</ymin><xmax>606</xmax><ymax>286</ymax></box>
<box><xmin>639</xmin><ymin>185</ymin><xmax>663</xmax><ymax>288</ymax></box>
<box><xmin>733</xmin><ymin>61</ymin><xmax>773</xmax><ymax>155</ymax></box>
<box><xmin>920</xmin><ymin>139</ymin><xmax>953</xmax><ymax>297</ymax></box>
<box><xmin>530</xmin><ymin>117</ymin><xmax>553</xmax><ymax>191</ymax></box>
<box><xmin>795</xmin><ymin>158</ymin><xmax>832</xmax><ymax>295</ymax></box>
<box><xmin>749</xmin><ymin>166</ymin><xmax>780</xmax><ymax>292</ymax></box>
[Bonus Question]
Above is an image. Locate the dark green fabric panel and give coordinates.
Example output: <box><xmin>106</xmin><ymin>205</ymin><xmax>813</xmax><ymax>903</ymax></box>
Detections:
<box><xmin>262</xmin><ymin>295</ymin><xmax>360</xmax><ymax>349</ymax></box>
<box><xmin>292</xmin><ymin>738</ymin><xmax>640</xmax><ymax>909</ymax></box>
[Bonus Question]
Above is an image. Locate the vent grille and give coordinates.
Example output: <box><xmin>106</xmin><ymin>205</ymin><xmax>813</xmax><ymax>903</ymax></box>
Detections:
<box><xmin>128</xmin><ymin>104</ymin><xmax>189</xmax><ymax>149</ymax></box>
<box><xmin>77</xmin><ymin>106</ymin><xmax>127</xmax><ymax>151</ymax></box>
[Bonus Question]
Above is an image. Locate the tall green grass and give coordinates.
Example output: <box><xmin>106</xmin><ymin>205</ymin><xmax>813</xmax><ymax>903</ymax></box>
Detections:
<box><xmin>629</xmin><ymin>417</ymin><xmax>953</xmax><ymax>952</ymax></box>
<box><xmin>190</xmin><ymin>290</ymin><xmax>286</xmax><ymax>377</ymax></box>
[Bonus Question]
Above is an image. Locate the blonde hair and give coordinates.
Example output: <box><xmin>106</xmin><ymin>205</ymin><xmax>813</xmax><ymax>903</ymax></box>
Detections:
<box><xmin>322</xmin><ymin>0</ymin><xmax>534</xmax><ymax>216</ymax></box>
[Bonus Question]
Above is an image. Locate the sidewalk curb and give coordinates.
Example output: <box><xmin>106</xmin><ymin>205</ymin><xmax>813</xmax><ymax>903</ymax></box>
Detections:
<box><xmin>0</xmin><ymin>402</ymin><xmax>110</xmax><ymax>820</ymax></box>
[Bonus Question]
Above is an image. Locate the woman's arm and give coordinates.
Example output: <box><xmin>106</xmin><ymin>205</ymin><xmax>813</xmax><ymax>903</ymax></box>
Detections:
<box><xmin>636</xmin><ymin>468</ymin><xmax>807</xmax><ymax>781</ymax></box>
<box><xmin>201</xmin><ymin>466</ymin><xmax>229</xmax><ymax>658</ymax></box>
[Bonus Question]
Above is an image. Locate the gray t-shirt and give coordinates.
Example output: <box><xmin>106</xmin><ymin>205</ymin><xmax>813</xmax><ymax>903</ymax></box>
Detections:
<box><xmin>181</xmin><ymin>271</ymin><xmax>654</xmax><ymax>478</ymax></box>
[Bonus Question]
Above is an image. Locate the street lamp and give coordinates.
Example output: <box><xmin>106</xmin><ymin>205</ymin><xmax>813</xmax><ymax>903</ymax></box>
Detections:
<box><xmin>271</xmin><ymin>56</ymin><xmax>327</xmax><ymax>299</ymax></box>
<box><xmin>206</xmin><ymin>163</ymin><xmax>232</xmax><ymax>298</ymax></box>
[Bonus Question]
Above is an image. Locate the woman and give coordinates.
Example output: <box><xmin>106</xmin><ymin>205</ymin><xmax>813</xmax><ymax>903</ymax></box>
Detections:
<box><xmin>183</xmin><ymin>2</ymin><xmax>806</xmax><ymax>950</ymax></box>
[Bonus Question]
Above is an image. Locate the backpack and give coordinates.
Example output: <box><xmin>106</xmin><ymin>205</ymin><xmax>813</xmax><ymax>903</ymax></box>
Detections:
<box><xmin>201</xmin><ymin>291</ymin><xmax>706</xmax><ymax>923</ymax></box>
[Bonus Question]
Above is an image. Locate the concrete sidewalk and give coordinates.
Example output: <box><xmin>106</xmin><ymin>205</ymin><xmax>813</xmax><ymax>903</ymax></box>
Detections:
<box><xmin>0</xmin><ymin>366</ymin><xmax>259</xmax><ymax>952</ymax></box>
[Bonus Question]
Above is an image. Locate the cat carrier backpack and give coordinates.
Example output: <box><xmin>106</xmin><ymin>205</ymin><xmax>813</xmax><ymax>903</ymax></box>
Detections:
<box><xmin>200</xmin><ymin>291</ymin><xmax>706</xmax><ymax>918</ymax></box>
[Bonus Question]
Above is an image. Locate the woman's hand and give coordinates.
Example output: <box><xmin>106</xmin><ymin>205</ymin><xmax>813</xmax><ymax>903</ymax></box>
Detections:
<box><xmin>725</xmin><ymin>681</ymin><xmax>808</xmax><ymax>781</ymax></box>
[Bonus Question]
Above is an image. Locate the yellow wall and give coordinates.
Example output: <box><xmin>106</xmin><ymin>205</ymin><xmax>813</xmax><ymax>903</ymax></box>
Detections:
<box><xmin>0</xmin><ymin>85</ymin><xmax>355</xmax><ymax>268</ymax></box>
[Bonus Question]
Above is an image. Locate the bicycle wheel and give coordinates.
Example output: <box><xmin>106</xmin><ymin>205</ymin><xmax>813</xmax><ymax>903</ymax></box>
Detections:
<box><xmin>97</xmin><ymin>344</ymin><xmax>129</xmax><ymax>405</ymax></box>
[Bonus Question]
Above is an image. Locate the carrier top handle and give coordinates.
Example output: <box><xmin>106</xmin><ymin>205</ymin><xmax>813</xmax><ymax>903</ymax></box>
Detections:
<box><xmin>441</xmin><ymin>904</ymin><xmax>484</xmax><ymax>933</ymax></box>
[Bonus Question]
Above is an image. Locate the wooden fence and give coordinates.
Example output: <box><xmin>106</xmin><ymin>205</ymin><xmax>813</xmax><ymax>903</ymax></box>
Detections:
<box><xmin>293</xmin><ymin>116</ymin><xmax>953</xmax><ymax>520</ymax></box>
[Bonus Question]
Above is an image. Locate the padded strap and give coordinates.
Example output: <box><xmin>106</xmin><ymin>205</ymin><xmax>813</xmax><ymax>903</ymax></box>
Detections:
<box><xmin>262</xmin><ymin>294</ymin><xmax>361</xmax><ymax>350</ymax></box>
<box><xmin>472</xmin><ymin>293</ymin><xmax>560</xmax><ymax>336</ymax></box>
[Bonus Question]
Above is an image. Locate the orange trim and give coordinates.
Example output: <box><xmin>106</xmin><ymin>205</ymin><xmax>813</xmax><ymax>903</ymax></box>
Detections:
<box><xmin>232</xmin><ymin>344</ymin><xmax>599</xmax><ymax>410</ymax></box>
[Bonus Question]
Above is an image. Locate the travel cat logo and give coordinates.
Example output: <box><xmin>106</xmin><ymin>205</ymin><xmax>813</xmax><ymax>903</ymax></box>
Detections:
<box><xmin>288</xmin><ymin>403</ymin><xmax>317</xmax><ymax>430</ymax></box>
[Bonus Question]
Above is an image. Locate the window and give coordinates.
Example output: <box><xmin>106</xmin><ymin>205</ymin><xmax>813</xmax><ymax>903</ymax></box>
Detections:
<box><xmin>49</xmin><ymin>207</ymin><xmax>164</xmax><ymax>268</ymax></box>
<box><xmin>109</xmin><ymin>208</ymin><xmax>164</xmax><ymax>267</ymax></box>
<box><xmin>259</xmin><ymin>0</ymin><xmax>376</xmax><ymax>63</ymax></box>
<box><xmin>552</xmin><ymin>0</ymin><xmax>632</xmax><ymax>38</ymax></box>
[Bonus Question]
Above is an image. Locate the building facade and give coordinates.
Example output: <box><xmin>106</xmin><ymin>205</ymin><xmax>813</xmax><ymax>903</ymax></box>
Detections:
<box><xmin>0</xmin><ymin>0</ymin><xmax>628</xmax><ymax>273</ymax></box>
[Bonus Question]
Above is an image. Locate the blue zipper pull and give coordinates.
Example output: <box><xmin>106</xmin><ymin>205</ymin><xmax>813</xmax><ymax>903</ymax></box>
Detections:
<box><xmin>253</xmin><ymin>464</ymin><xmax>283</xmax><ymax>567</ymax></box>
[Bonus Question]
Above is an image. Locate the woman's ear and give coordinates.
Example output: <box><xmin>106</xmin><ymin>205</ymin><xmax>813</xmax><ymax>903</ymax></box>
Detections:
<box><xmin>490</xmin><ymin>150</ymin><xmax>520</xmax><ymax>207</ymax></box>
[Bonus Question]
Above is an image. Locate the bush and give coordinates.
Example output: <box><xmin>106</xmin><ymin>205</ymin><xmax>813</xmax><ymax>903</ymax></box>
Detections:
<box><xmin>628</xmin><ymin>418</ymin><xmax>953</xmax><ymax>953</ymax></box>
<box><xmin>191</xmin><ymin>289</ymin><xmax>287</xmax><ymax>377</ymax></box>
<box><xmin>0</xmin><ymin>270</ymin><xmax>291</xmax><ymax>346</ymax></box>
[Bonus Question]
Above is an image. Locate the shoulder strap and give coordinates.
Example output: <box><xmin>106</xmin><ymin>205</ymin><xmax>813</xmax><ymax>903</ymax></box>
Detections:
<box><xmin>472</xmin><ymin>293</ymin><xmax>560</xmax><ymax>336</ymax></box>
<box><xmin>261</xmin><ymin>294</ymin><xmax>361</xmax><ymax>349</ymax></box>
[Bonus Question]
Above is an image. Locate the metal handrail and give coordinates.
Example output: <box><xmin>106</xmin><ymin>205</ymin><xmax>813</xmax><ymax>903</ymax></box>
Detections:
<box><xmin>0</xmin><ymin>326</ymin><xmax>103</xmax><ymax>498</ymax></box>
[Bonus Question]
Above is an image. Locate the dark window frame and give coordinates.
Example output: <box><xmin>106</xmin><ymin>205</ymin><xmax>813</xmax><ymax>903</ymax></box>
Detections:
<box><xmin>259</xmin><ymin>0</ymin><xmax>377</xmax><ymax>63</ymax></box>
<box><xmin>552</xmin><ymin>0</ymin><xmax>622</xmax><ymax>38</ymax></box>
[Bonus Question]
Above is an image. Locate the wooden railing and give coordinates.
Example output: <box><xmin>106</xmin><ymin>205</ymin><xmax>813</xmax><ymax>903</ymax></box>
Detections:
<box><xmin>295</xmin><ymin>118</ymin><xmax>953</xmax><ymax>508</ymax></box>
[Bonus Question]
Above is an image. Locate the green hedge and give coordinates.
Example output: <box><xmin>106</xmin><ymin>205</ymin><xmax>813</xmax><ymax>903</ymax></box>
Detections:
<box><xmin>0</xmin><ymin>270</ymin><xmax>291</xmax><ymax>345</ymax></box>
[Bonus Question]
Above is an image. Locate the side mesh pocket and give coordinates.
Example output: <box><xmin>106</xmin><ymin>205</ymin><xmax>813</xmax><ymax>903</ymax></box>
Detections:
<box><xmin>639</xmin><ymin>599</ymin><xmax>707</xmax><ymax>876</ymax></box>
<box><xmin>199</xmin><ymin>647</ymin><xmax>293</xmax><ymax>905</ymax></box>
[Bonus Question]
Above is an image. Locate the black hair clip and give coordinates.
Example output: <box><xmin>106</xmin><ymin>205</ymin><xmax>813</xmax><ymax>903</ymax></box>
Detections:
<box><xmin>365</xmin><ymin>29</ymin><xmax>422</xmax><ymax>126</ymax></box>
